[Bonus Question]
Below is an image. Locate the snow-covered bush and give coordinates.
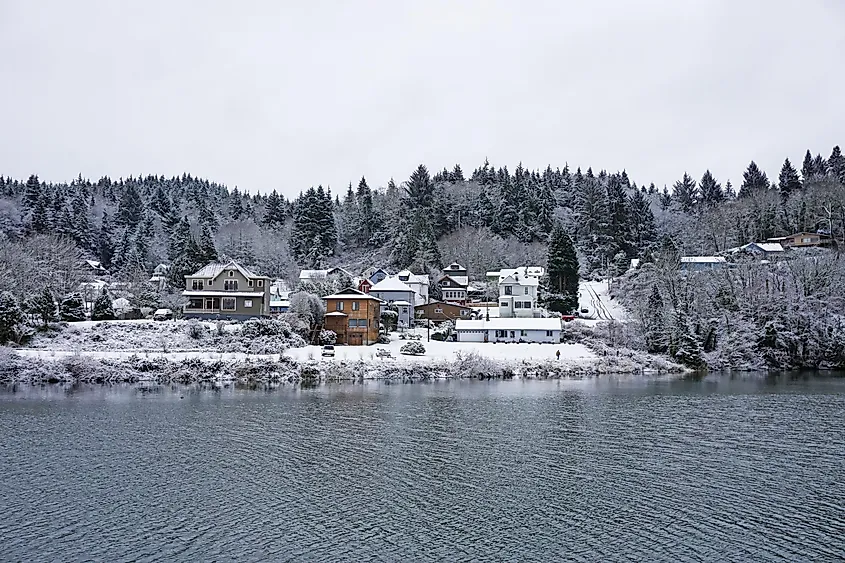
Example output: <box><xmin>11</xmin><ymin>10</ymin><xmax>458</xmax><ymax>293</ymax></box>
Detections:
<box><xmin>318</xmin><ymin>329</ymin><xmax>337</xmax><ymax>345</ymax></box>
<box><xmin>241</xmin><ymin>318</ymin><xmax>296</xmax><ymax>339</ymax></box>
<box><xmin>0</xmin><ymin>291</ymin><xmax>24</xmax><ymax>343</ymax></box>
<box><xmin>92</xmin><ymin>289</ymin><xmax>115</xmax><ymax>321</ymax></box>
<box><xmin>185</xmin><ymin>320</ymin><xmax>206</xmax><ymax>340</ymax></box>
<box><xmin>400</xmin><ymin>342</ymin><xmax>425</xmax><ymax>355</ymax></box>
<box><xmin>60</xmin><ymin>293</ymin><xmax>87</xmax><ymax>322</ymax></box>
<box><xmin>381</xmin><ymin>310</ymin><xmax>398</xmax><ymax>332</ymax></box>
<box><xmin>377</xmin><ymin>334</ymin><xmax>391</xmax><ymax>344</ymax></box>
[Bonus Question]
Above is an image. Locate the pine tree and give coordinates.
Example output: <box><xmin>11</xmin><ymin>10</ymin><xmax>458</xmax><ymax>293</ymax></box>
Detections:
<box><xmin>150</xmin><ymin>184</ymin><xmax>172</xmax><ymax>218</ymax></box>
<box><xmin>356</xmin><ymin>176</ymin><xmax>376</xmax><ymax>246</ymax></box>
<box><xmin>92</xmin><ymin>288</ymin><xmax>115</xmax><ymax>321</ymax></box>
<box><xmin>0</xmin><ymin>292</ymin><xmax>23</xmax><ymax>343</ymax></box>
<box><xmin>168</xmin><ymin>216</ymin><xmax>193</xmax><ymax>261</ymax></box>
<box><xmin>493</xmin><ymin>171</ymin><xmax>520</xmax><ymax>236</ymax></box>
<box><xmin>404</xmin><ymin>165</ymin><xmax>435</xmax><ymax>209</ymax></box>
<box><xmin>777</xmin><ymin>158</ymin><xmax>801</xmax><ymax>202</ymax></box>
<box><xmin>71</xmin><ymin>193</ymin><xmax>92</xmax><ymax>250</ymax></box>
<box><xmin>628</xmin><ymin>188</ymin><xmax>657</xmax><ymax>251</ymax></box>
<box><xmin>670</xmin><ymin>309</ymin><xmax>704</xmax><ymax>368</ymax></box>
<box><xmin>263</xmin><ymin>189</ymin><xmax>285</xmax><ymax>229</ymax></box>
<box><xmin>829</xmin><ymin>146</ymin><xmax>845</xmax><ymax>185</ymax></box>
<box><xmin>230</xmin><ymin>187</ymin><xmax>244</xmax><ymax>220</ymax></box>
<box><xmin>117</xmin><ymin>183</ymin><xmax>143</xmax><ymax>226</ymax></box>
<box><xmin>198</xmin><ymin>225</ymin><xmax>218</xmax><ymax>263</ymax></box>
<box><xmin>738</xmin><ymin>161</ymin><xmax>770</xmax><ymax>198</ymax></box>
<box><xmin>801</xmin><ymin>150</ymin><xmax>814</xmax><ymax>183</ymax></box>
<box><xmin>545</xmin><ymin>225</ymin><xmax>579</xmax><ymax>313</ymax></box>
<box><xmin>451</xmin><ymin>164</ymin><xmax>464</xmax><ymax>182</ymax></box>
<box><xmin>59</xmin><ymin>293</ymin><xmax>87</xmax><ymax>322</ymax></box>
<box><xmin>724</xmin><ymin>180</ymin><xmax>736</xmax><ymax>199</ymax></box>
<box><xmin>672</xmin><ymin>172</ymin><xmax>698</xmax><ymax>212</ymax></box>
<box><xmin>30</xmin><ymin>286</ymin><xmax>58</xmax><ymax>328</ymax></box>
<box><xmin>698</xmin><ymin>170</ymin><xmax>723</xmax><ymax>207</ymax></box>
<box><xmin>812</xmin><ymin>153</ymin><xmax>828</xmax><ymax>177</ymax></box>
<box><xmin>659</xmin><ymin>186</ymin><xmax>672</xmax><ymax>211</ymax></box>
<box><xmin>97</xmin><ymin>211</ymin><xmax>116</xmax><ymax>269</ymax></box>
<box><xmin>643</xmin><ymin>285</ymin><xmax>667</xmax><ymax>353</ymax></box>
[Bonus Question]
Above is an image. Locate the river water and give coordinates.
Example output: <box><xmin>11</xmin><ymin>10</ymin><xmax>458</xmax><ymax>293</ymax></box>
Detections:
<box><xmin>1</xmin><ymin>376</ymin><xmax>843</xmax><ymax>562</ymax></box>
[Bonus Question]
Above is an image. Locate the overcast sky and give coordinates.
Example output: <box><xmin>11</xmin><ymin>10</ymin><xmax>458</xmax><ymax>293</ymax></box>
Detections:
<box><xmin>1</xmin><ymin>0</ymin><xmax>843</xmax><ymax>197</ymax></box>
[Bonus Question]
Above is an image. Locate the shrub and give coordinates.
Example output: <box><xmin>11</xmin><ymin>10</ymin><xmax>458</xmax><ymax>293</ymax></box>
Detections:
<box><xmin>400</xmin><ymin>342</ymin><xmax>425</xmax><ymax>356</ymax></box>
<box><xmin>0</xmin><ymin>292</ymin><xmax>24</xmax><ymax>343</ymax></box>
<box><xmin>430</xmin><ymin>332</ymin><xmax>446</xmax><ymax>341</ymax></box>
<box><xmin>185</xmin><ymin>320</ymin><xmax>206</xmax><ymax>340</ymax></box>
<box><xmin>241</xmin><ymin>318</ymin><xmax>295</xmax><ymax>339</ymax></box>
<box><xmin>381</xmin><ymin>310</ymin><xmax>398</xmax><ymax>332</ymax></box>
<box><xmin>92</xmin><ymin>289</ymin><xmax>115</xmax><ymax>321</ymax></box>
<box><xmin>60</xmin><ymin>293</ymin><xmax>87</xmax><ymax>322</ymax></box>
<box><xmin>318</xmin><ymin>329</ymin><xmax>337</xmax><ymax>345</ymax></box>
<box><xmin>376</xmin><ymin>334</ymin><xmax>391</xmax><ymax>344</ymax></box>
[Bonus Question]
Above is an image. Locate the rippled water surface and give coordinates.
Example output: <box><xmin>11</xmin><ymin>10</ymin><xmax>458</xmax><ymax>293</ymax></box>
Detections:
<box><xmin>1</xmin><ymin>376</ymin><xmax>844</xmax><ymax>562</ymax></box>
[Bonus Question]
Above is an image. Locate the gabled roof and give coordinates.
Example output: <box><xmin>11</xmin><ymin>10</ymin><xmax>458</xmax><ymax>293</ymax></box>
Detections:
<box><xmin>397</xmin><ymin>270</ymin><xmax>430</xmax><ymax>284</ymax></box>
<box><xmin>370</xmin><ymin>276</ymin><xmax>414</xmax><ymax>292</ymax></box>
<box><xmin>415</xmin><ymin>300</ymin><xmax>472</xmax><ymax>310</ymax></box>
<box><xmin>500</xmin><ymin>274</ymin><xmax>539</xmax><ymax>287</ymax></box>
<box><xmin>190</xmin><ymin>260</ymin><xmax>263</xmax><ymax>280</ymax></box>
<box><xmin>742</xmin><ymin>242</ymin><xmax>784</xmax><ymax>253</ymax></box>
<box><xmin>322</xmin><ymin>287</ymin><xmax>383</xmax><ymax>301</ymax></box>
<box><xmin>438</xmin><ymin>274</ymin><xmax>468</xmax><ymax>288</ymax></box>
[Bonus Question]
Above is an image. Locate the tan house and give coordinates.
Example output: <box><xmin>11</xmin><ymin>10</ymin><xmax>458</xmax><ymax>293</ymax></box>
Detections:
<box><xmin>766</xmin><ymin>232</ymin><xmax>832</xmax><ymax>248</ymax></box>
<box><xmin>323</xmin><ymin>288</ymin><xmax>382</xmax><ymax>345</ymax></box>
<box><xmin>415</xmin><ymin>301</ymin><xmax>474</xmax><ymax>323</ymax></box>
<box><xmin>182</xmin><ymin>260</ymin><xmax>271</xmax><ymax>320</ymax></box>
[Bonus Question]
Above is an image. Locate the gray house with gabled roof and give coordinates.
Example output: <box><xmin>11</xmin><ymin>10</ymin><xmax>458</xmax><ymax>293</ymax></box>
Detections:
<box><xmin>182</xmin><ymin>260</ymin><xmax>271</xmax><ymax>319</ymax></box>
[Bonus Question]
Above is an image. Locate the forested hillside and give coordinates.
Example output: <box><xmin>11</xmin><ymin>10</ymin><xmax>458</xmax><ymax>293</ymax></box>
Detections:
<box><xmin>0</xmin><ymin>145</ymin><xmax>843</xmax><ymax>291</ymax></box>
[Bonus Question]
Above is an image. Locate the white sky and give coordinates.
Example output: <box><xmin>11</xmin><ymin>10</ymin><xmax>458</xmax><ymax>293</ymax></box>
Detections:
<box><xmin>1</xmin><ymin>0</ymin><xmax>843</xmax><ymax>196</ymax></box>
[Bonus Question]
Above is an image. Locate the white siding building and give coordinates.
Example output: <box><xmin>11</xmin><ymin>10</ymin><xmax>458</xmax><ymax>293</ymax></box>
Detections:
<box><xmin>370</xmin><ymin>276</ymin><xmax>417</xmax><ymax>329</ymax></box>
<box><xmin>498</xmin><ymin>272</ymin><xmax>540</xmax><ymax>318</ymax></box>
<box><xmin>455</xmin><ymin>318</ymin><xmax>562</xmax><ymax>343</ymax></box>
<box><xmin>396</xmin><ymin>270</ymin><xmax>430</xmax><ymax>306</ymax></box>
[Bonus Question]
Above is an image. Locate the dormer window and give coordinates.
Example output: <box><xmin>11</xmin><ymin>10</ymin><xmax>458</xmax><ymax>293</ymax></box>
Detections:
<box><xmin>228</xmin><ymin>270</ymin><xmax>234</xmax><ymax>277</ymax></box>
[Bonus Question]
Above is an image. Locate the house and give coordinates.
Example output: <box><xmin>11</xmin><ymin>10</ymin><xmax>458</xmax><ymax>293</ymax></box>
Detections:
<box><xmin>766</xmin><ymin>232</ymin><xmax>832</xmax><ymax>248</ymax></box>
<box><xmin>182</xmin><ymin>260</ymin><xmax>271</xmax><ymax>319</ymax></box>
<box><xmin>415</xmin><ymin>301</ymin><xmax>474</xmax><ymax>323</ymax></box>
<box><xmin>455</xmin><ymin>318</ymin><xmax>562</xmax><ymax>343</ymax></box>
<box><xmin>679</xmin><ymin>256</ymin><xmax>728</xmax><ymax>272</ymax></box>
<box><xmin>369</xmin><ymin>276</ymin><xmax>417</xmax><ymax>329</ymax></box>
<box><xmin>357</xmin><ymin>278</ymin><xmax>373</xmax><ymax>294</ymax></box>
<box><xmin>269</xmin><ymin>290</ymin><xmax>290</xmax><ymax>314</ymax></box>
<box><xmin>741</xmin><ymin>242</ymin><xmax>785</xmax><ymax>259</ymax></box>
<box><xmin>322</xmin><ymin>288</ymin><xmax>382</xmax><ymax>345</ymax></box>
<box><xmin>437</xmin><ymin>262</ymin><xmax>469</xmax><ymax>306</ymax></box>
<box><xmin>486</xmin><ymin>266</ymin><xmax>545</xmax><ymax>283</ymax></box>
<box><xmin>83</xmin><ymin>259</ymin><xmax>109</xmax><ymax>275</ymax></box>
<box><xmin>497</xmin><ymin>271</ymin><xmax>540</xmax><ymax>318</ymax></box>
<box><xmin>365</xmin><ymin>268</ymin><xmax>390</xmax><ymax>284</ymax></box>
<box><xmin>299</xmin><ymin>267</ymin><xmax>353</xmax><ymax>283</ymax></box>
<box><xmin>396</xmin><ymin>269</ymin><xmax>430</xmax><ymax>306</ymax></box>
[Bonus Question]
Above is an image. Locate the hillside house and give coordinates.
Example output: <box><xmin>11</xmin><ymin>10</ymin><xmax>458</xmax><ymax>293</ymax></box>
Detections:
<box><xmin>298</xmin><ymin>267</ymin><xmax>353</xmax><ymax>283</ymax></box>
<box><xmin>766</xmin><ymin>232</ymin><xmax>832</xmax><ymax>248</ymax></box>
<box><xmin>183</xmin><ymin>261</ymin><xmax>271</xmax><ymax>319</ymax></box>
<box><xmin>357</xmin><ymin>278</ymin><xmax>373</xmax><ymax>294</ymax></box>
<box><xmin>397</xmin><ymin>270</ymin><xmax>430</xmax><ymax>306</ymax></box>
<box><xmin>415</xmin><ymin>301</ymin><xmax>474</xmax><ymax>323</ymax></box>
<box><xmin>741</xmin><ymin>242</ymin><xmax>785</xmax><ymax>259</ymax></box>
<box><xmin>370</xmin><ymin>276</ymin><xmax>417</xmax><ymax>329</ymax></box>
<box><xmin>438</xmin><ymin>262</ymin><xmax>469</xmax><ymax>306</ymax></box>
<box><xmin>486</xmin><ymin>266</ymin><xmax>545</xmax><ymax>283</ymax></box>
<box><xmin>498</xmin><ymin>271</ymin><xmax>540</xmax><ymax>318</ymax></box>
<box><xmin>679</xmin><ymin>256</ymin><xmax>728</xmax><ymax>272</ymax></box>
<box><xmin>322</xmin><ymin>288</ymin><xmax>382</xmax><ymax>345</ymax></box>
<box><xmin>455</xmin><ymin>318</ymin><xmax>562</xmax><ymax>343</ymax></box>
<box><xmin>364</xmin><ymin>267</ymin><xmax>390</xmax><ymax>284</ymax></box>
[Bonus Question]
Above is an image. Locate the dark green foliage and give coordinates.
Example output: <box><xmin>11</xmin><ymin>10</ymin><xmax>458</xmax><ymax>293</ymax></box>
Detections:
<box><xmin>0</xmin><ymin>292</ymin><xmax>23</xmax><ymax>342</ymax></box>
<box><xmin>97</xmin><ymin>211</ymin><xmax>116</xmax><ymax>269</ymax></box>
<box><xmin>545</xmin><ymin>226</ymin><xmax>579</xmax><ymax>313</ymax></box>
<box><xmin>672</xmin><ymin>172</ymin><xmax>698</xmax><ymax>212</ymax></box>
<box><xmin>117</xmin><ymin>183</ymin><xmax>143</xmax><ymax>226</ymax></box>
<box><xmin>92</xmin><ymin>289</ymin><xmax>115</xmax><ymax>321</ymax></box>
<box><xmin>30</xmin><ymin>287</ymin><xmax>59</xmax><ymax>328</ymax></box>
<box><xmin>289</xmin><ymin>185</ymin><xmax>337</xmax><ymax>266</ymax></box>
<box><xmin>60</xmin><ymin>293</ymin><xmax>87</xmax><ymax>322</ymax></box>
<box><xmin>828</xmin><ymin>146</ymin><xmax>845</xmax><ymax>185</ymax></box>
<box><xmin>698</xmin><ymin>170</ymin><xmax>723</xmax><ymax>207</ymax></box>
<box><xmin>738</xmin><ymin>161</ymin><xmax>770</xmax><ymax>198</ymax></box>
<box><xmin>778</xmin><ymin>158</ymin><xmax>801</xmax><ymax>202</ymax></box>
<box><xmin>801</xmin><ymin>149</ymin><xmax>814</xmax><ymax>183</ymax></box>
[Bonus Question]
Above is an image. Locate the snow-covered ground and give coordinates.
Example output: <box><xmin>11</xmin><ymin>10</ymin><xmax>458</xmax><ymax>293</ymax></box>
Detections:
<box><xmin>576</xmin><ymin>280</ymin><xmax>629</xmax><ymax>326</ymax></box>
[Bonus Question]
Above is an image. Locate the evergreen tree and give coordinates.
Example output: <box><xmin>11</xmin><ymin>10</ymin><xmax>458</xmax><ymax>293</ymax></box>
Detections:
<box><xmin>59</xmin><ymin>293</ymin><xmax>87</xmax><ymax>322</ymax></box>
<box><xmin>493</xmin><ymin>171</ymin><xmax>520</xmax><ymax>236</ymax></box>
<box><xmin>801</xmin><ymin>150</ymin><xmax>814</xmax><ymax>183</ymax></box>
<box><xmin>23</xmin><ymin>174</ymin><xmax>41</xmax><ymax>214</ymax></box>
<box><xmin>0</xmin><ymin>292</ymin><xmax>23</xmax><ymax>343</ymax></box>
<box><xmin>738</xmin><ymin>161</ymin><xmax>770</xmax><ymax>198</ymax></box>
<box><xmin>150</xmin><ymin>184</ymin><xmax>172</xmax><ymax>218</ymax></box>
<box><xmin>451</xmin><ymin>164</ymin><xmax>464</xmax><ymax>182</ymax></box>
<box><xmin>829</xmin><ymin>146</ymin><xmax>845</xmax><ymax>185</ymax></box>
<box><xmin>643</xmin><ymin>285</ymin><xmax>667</xmax><ymax>353</ymax></box>
<box><xmin>659</xmin><ymin>186</ymin><xmax>672</xmax><ymax>211</ymax></box>
<box><xmin>724</xmin><ymin>180</ymin><xmax>736</xmax><ymax>199</ymax></box>
<box><xmin>97</xmin><ymin>211</ymin><xmax>116</xmax><ymax>269</ymax></box>
<box><xmin>672</xmin><ymin>172</ymin><xmax>698</xmax><ymax>212</ymax></box>
<box><xmin>545</xmin><ymin>225</ymin><xmax>579</xmax><ymax>313</ymax></box>
<box><xmin>356</xmin><ymin>176</ymin><xmax>376</xmax><ymax>246</ymax></box>
<box><xmin>263</xmin><ymin>189</ymin><xmax>285</xmax><ymax>229</ymax></box>
<box><xmin>698</xmin><ymin>170</ymin><xmax>723</xmax><ymax>207</ymax></box>
<box><xmin>777</xmin><ymin>158</ymin><xmax>801</xmax><ymax>202</ymax></box>
<box><xmin>30</xmin><ymin>286</ymin><xmax>58</xmax><ymax>328</ymax></box>
<box><xmin>230</xmin><ymin>187</ymin><xmax>244</xmax><ymax>220</ymax></box>
<box><xmin>404</xmin><ymin>165</ymin><xmax>435</xmax><ymax>209</ymax></box>
<box><xmin>669</xmin><ymin>309</ymin><xmax>704</xmax><ymax>368</ymax></box>
<box><xmin>71</xmin><ymin>193</ymin><xmax>92</xmax><ymax>250</ymax></box>
<box><xmin>117</xmin><ymin>183</ymin><xmax>143</xmax><ymax>226</ymax></box>
<box><xmin>198</xmin><ymin>225</ymin><xmax>218</xmax><ymax>263</ymax></box>
<box><xmin>812</xmin><ymin>153</ymin><xmax>828</xmax><ymax>177</ymax></box>
<box><xmin>92</xmin><ymin>288</ymin><xmax>115</xmax><ymax>321</ymax></box>
<box><xmin>628</xmin><ymin>188</ymin><xmax>657</xmax><ymax>251</ymax></box>
<box><xmin>168</xmin><ymin>216</ymin><xmax>193</xmax><ymax>261</ymax></box>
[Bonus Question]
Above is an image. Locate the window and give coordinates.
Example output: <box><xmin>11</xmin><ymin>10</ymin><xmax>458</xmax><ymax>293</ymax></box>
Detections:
<box><xmin>348</xmin><ymin>319</ymin><xmax>368</xmax><ymax>329</ymax></box>
<box><xmin>802</xmin><ymin>237</ymin><xmax>812</xmax><ymax>243</ymax></box>
<box><xmin>402</xmin><ymin>307</ymin><xmax>408</xmax><ymax>314</ymax></box>
<box><xmin>504</xmin><ymin>286</ymin><xmax>512</xmax><ymax>295</ymax></box>
<box><xmin>524</xmin><ymin>287</ymin><xmax>529</xmax><ymax>295</ymax></box>
<box><xmin>520</xmin><ymin>330</ymin><xmax>527</xmax><ymax>336</ymax></box>
<box><xmin>460</xmin><ymin>310</ymin><xmax>468</xmax><ymax>317</ymax></box>
<box><xmin>434</xmin><ymin>308</ymin><xmax>443</xmax><ymax>313</ymax></box>
<box><xmin>207</xmin><ymin>280</ymin><xmax>212</xmax><ymax>287</ymax></box>
<box><xmin>187</xmin><ymin>298</ymin><xmax>204</xmax><ymax>309</ymax></box>
<box><xmin>500</xmin><ymin>302</ymin><xmax>507</xmax><ymax>308</ymax></box>
<box><xmin>244</xmin><ymin>300</ymin><xmax>253</xmax><ymax>308</ymax></box>
<box><xmin>191</xmin><ymin>280</ymin><xmax>204</xmax><ymax>290</ymax></box>
<box><xmin>546</xmin><ymin>330</ymin><xmax>553</xmax><ymax>337</ymax></box>
<box><xmin>352</xmin><ymin>301</ymin><xmax>360</xmax><ymax>311</ymax></box>
<box><xmin>524</xmin><ymin>301</ymin><xmax>532</xmax><ymax>308</ymax></box>
<box><xmin>495</xmin><ymin>330</ymin><xmax>506</xmax><ymax>338</ymax></box>
<box><xmin>248</xmin><ymin>280</ymin><xmax>254</xmax><ymax>287</ymax></box>
<box><xmin>336</xmin><ymin>301</ymin><xmax>344</xmax><ymax>311</ymax></box>
<box><xmin>224</xmin><ymin>279</ymin><xmax>238</xmax><ymax>291</ymax></box>
<box><xmin>228</xmin><ymin>271</ymin><xmax>234</xmax><ymax>277</ymax></box>
<box><xmin>515</xmin><ymin>302</ymin><xmax>523</xmax><ymax>309</ymax></box>
<box><xmin>222</xmin><ymin>297</ymin><xmax>236</xmax><ymax>311</ymax></box>
<box><xmin>257</xmin><ymin>280</ymin><xmax>264</xmax><ymax>288</ymax></box>
<box><xmin>509</xmin><ymin>331</ymin><xmax>515</xmax><ymax>338</ymax></box>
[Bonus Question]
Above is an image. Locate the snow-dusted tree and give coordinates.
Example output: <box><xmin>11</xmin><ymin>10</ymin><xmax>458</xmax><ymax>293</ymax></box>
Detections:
<box><xmin>92</xmin><ymin>288</ymin><xmax>115</xmax><ymax>321</ymax></box>
<box><xmin>60</xmin><ymin>293</ymin><xmax>87</xmax><ymax>322</ymax></box>
<box><xmin>288</xmin><ymin>291</ymin><xmax>325</xmax><ymax>334</ymax></box>
<box><xmin>642</xmin><ymin>284</ymin><xmax>667</xmax><ymax>353</ymax></box>
<box><xmin>672</xmin><ymin>172</ymin><xmax>698</xmax><ymax>212</ymax></box>
<box><xmin>544</xmin><ymin>225</ymin><xmax>579</xmax><ymax>313</ymax></box>
<box><xmin>778</xmin><ymin>158</ymin><xmax>801</xmax><ymax>202</ymax></box>
<box><xmin>29</xmin><ymin>286</ymin><xmax>59</xmax><ymax>328</ymax></box>
<box><xmin>97</xmin><ymin>211</ymin><xmax>116</xmax><ymax>269</ymax></box>
<box><xmin>738</xmin><ymin>161</ymin><xmax>770</xmax><ymax>198</ymax></box>
<box><xmin>698</xmin><ymin>170</ymin><xmax>723</xmax><ymax>207</ymax></box>
<box><xmin>0</xmin><ymin>291</ymin><xmax>23</xmax><ymax>342</ymax></box>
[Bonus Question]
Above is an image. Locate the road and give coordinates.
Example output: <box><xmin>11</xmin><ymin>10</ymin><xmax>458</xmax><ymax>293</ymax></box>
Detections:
<box><xmin>584</xmin><ymin>281</ymin><xmax>614</xmax><ymax>321</ymax></box>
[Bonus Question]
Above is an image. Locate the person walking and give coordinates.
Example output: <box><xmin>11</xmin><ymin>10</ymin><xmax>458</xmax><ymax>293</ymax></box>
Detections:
<box><xmin>556</xmin><ymin>349</ymin><xmax>561</xmax><ymax>361</ymax></box>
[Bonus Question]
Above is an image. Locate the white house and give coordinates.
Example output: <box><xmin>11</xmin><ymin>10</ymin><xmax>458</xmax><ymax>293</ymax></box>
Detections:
<box><xmin>455</xmin><ymin>318</ymin><xmax>562</xmax><ymax>343</ymax></box>
<box><xmin>438</xmin><ymin>262</ymin><xmax>469</xmax><ymax>306</ymax></box>
<box><xmin>741</xmin><ymin>242</ymin><xmax>785</xmax><ymax>259</ymax></box>
<box><xmin>497</xmin><ymin>271</ymin><xmax>540</xmax><ymax>318</ymax></box>
<box><xmin>679</xmin><ymin>256</ymin><xmax>728</xmax><ymax>272</ymax></box>
<box><xmin>369</xmin><ymin>276</ymin><xmax>417</xmax><ymax>329</ymax></box>
<box><xmin>396</xmin><ymin>269</ymin><xmax>430</xmax><ymax>306</ymax></box>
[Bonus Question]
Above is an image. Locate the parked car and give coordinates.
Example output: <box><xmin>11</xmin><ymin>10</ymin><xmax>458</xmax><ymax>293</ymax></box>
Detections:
<box><xmin>153</xmin><ymin>308</ymin><xmax>173</xmax><ymax>321</ymax></box>
<box><xmin>321</xmin><ymin>345</ymin><xmax>335</xmax><ymax>357</ymax></box>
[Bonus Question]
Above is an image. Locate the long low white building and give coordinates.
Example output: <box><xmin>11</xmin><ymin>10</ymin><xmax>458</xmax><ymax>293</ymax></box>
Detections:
<box><xmin>455</xmin><ymin>318</ymin><xmax>562</xmax><ymax>344</ymax></box>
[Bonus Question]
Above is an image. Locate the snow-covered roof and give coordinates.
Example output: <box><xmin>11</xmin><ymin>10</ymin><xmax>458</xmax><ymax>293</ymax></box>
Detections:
<box><xmin>392</xmin><ymin>300</ymin><xmax>412</xmax><ymax>306</ymax></box>
<box><xmin>322</xmin><ymin>288</ymin><xmax>383</xmax><ymax>301</ymax></box>
<box><xmin>370</xmin><ymin>277</ymin><xmax>414</xmax><ymax>292</ymax></box>
<box><xmin>397</xmin><ymin>270</ymin><xmax>430</xmax><ymax>284</ymax></box>
<box><xmin>680</xmin><ymin>256</ymin><xmax>727</xmax><ymax>264</ymax></box>
<box><xmin>487</xmin><ymin>266</ymin><xmax>545</xmax><ymax>282</ymax></box>
<box><xmin>269</xmin><ymin>299</ymin><xmax>290</xmax><ymax>307</ymax></box>
<box><xmin>85</xmin><ymin>259</ymin><xmax>106</xmax><ymax>270</ymax></box>
<box><xmin>325</xmin><ymin>311</ymin><xmax>348</xmax><ymax>317</ymax></box>
<box><xmin>742</xmin><ymin>242</ymin><xmax>785</xmax><ymax>253</ymax></box>
<box><xmin>455</xmin><ymin>318</ymin><xmax>562</xmax><ymax>331</ymax></box>
<box><xmin>182</xmin><ymin>291</ymin><xmax>265</xmax><ymax>297</ymax></box>
<box><xmin>190</xmin><ymin>260</ymin><xmax>263</xmax><ymax>280</ymax></box>
<box><xmin>299</xmin><ymin>269</ymin><xmax>329</xmax><ymax>280</ymax></box>
<box><xmin>500</xmin><ymin>274</ymin><xmax>540</xmax><ymax>287</ymax></box>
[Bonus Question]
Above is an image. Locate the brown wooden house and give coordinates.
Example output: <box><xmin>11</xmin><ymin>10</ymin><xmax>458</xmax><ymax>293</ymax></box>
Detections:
<box><xmin>322</xmin><ymin>288</ymin><xmax>382</xmax><ymax>346</ymax></box>
<box><xmin>766</xmin><ymin>232</ymin><xmax>832</xmax><ymax>248</ymax></box>
<box><xmin>415</xmin><ymin>300</ymin><xmax>475</xmax><ymax>323</ymax></box>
